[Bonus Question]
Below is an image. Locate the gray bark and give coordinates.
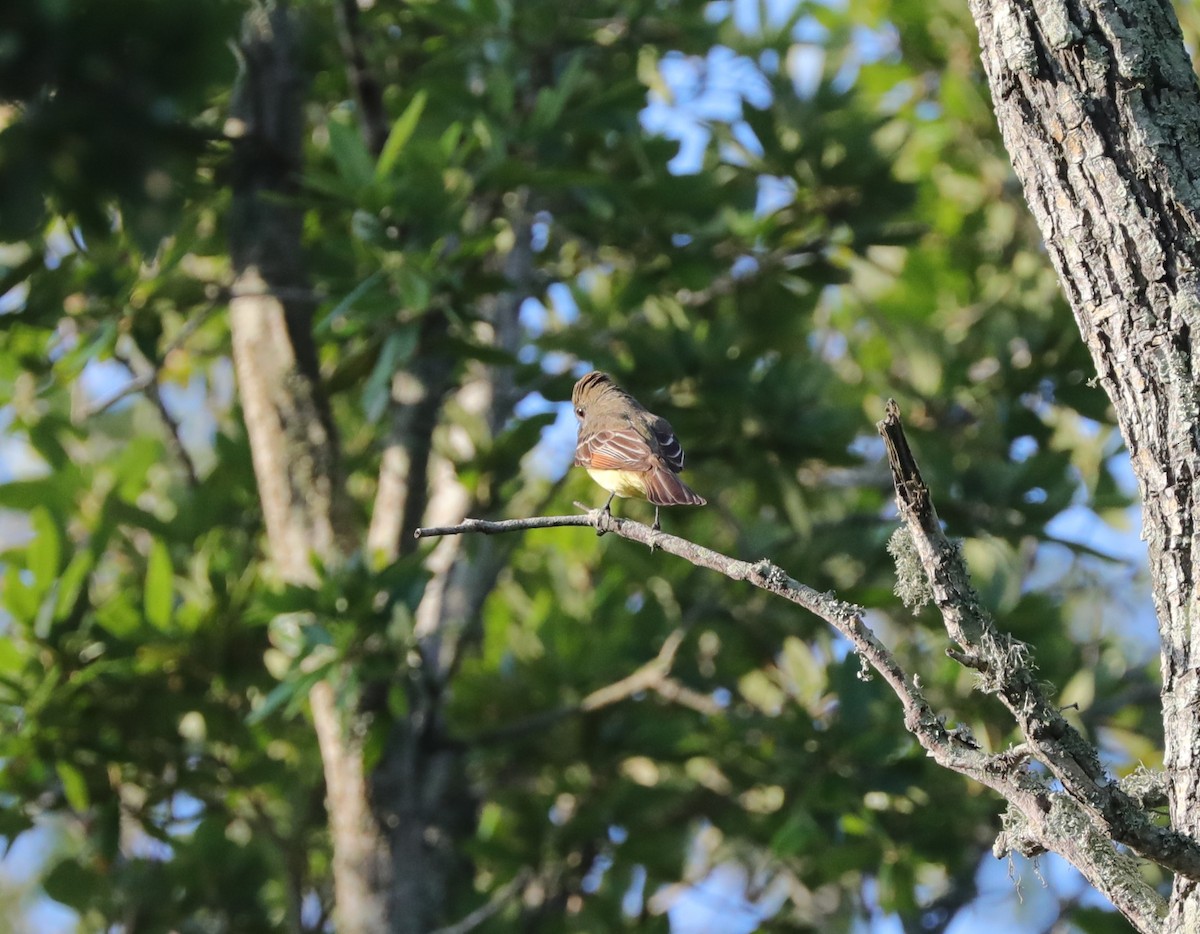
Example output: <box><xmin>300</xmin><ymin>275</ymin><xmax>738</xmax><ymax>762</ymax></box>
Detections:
<box><xmin>228</xmin><ymin>8</ymin><xmax>391</xmax><ymax>934</ymax></box>
<box><xmin>968</xmin><ymin>0</ymin><xmax>1200</xmax><ymax>928</ymax></box>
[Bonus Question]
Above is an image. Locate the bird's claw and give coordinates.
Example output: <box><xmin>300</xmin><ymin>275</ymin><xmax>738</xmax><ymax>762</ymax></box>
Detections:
<box><xmin>596</xmin><ymin>503</ymin><xmax>612</xmax><ymax>536</ymax></box>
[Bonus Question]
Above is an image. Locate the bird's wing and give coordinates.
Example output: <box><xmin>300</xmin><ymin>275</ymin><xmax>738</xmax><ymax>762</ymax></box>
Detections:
<box><xmin>647</xmin><ymin>416</ymin><xmax>685</xmax><ymax>473</ymax></box>
<box><xmin>575</xmin><ymin>427</ymin><xmax>657</xmax><ymax>470</ymax></box>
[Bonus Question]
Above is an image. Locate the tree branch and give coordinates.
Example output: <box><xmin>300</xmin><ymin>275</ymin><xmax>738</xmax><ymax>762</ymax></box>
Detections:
<box><xmin>879</xmin><ymin>398</ymin><xmax>1200</xmax><ymax>884</ymax></box>
<box><xmin>469</xmin><ymin>627</ymin><xmax>719</xmax><ymax>747</ymax></box>
<box><xmin>85</xmin><ymin>304</ymin><xmax>217</xmax><ymax>419</ymax></box>
<box><xmin>366</xmin><ymin>318</ymin><xmax>453</xmax><ymax>562</ymax></box>
<box><xmin>416</xmin><ymin>515</ymin><xmax>598</xmax><ymax>538</ymax></box>
<box><xmin>429</xmin><ymin>868</ymin><xmax>533</xmax><ymax>934</ymax></box>
<box><xmin>417</xmin><ymin>511</ymin><xmax>940</xmax><ymax>732</ymax></box>
<box><xmin>98</xmin><ymin>343</ymin><xmax>199</xmax><ymax>487</ymax></box>
<box><xmin>414</xmin><ymin>402</ymin><xmax>1172</xmax><ymax>930</ymax></box>
<box><xmin>410</xmin><ymin>514</ymin><xmax>965</xmax><ymax>770</ymax></box>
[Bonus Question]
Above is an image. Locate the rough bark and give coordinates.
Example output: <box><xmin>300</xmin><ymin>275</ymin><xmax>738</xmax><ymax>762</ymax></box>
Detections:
<box><xmin>227</xmin><ymin>8</ymin><xmax>390</xmax><ymax>934</ymax></box>
<box><xmin>324</xmin><ymin>9</ymin><xmax>537</xmax><ymax>929</ymax></box>
<box><xmin>967</xmin><ymin>0</ymin><xmax>1200</xmax><ymax>927</ymax></box>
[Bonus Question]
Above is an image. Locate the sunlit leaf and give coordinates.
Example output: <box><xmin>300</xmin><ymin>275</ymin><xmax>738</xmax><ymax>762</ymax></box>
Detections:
<box><xmin>144</xmin><ymin>539</ymin><xmax>174</xmax><ymax>629</ymax></box>
<box><xmin>27</xmin><ymin>506</ymin><xmax>61</xmax><ymax>594</ymax></box>
<box><xmin>376</xmin><ymin>90</ymin><xmax>428</xmax><ymax>179</ymax></box>
<box><xmin>56</xmin><ymin>761</ymin><xmax>90</xmax><ymax>812</ymax></box>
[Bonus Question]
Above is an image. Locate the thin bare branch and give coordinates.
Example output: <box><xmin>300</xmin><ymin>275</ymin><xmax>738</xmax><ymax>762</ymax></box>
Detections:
<box><xmin>416</xmin><ymin>515</ymin><xmax>597</xmax><ymax>538</ymax></box>
<box><xmin>430</xmin><ymin>868</ymin><xmax>533</xmax><ymax>934</ymax></box>
<box><xmin>86</xmin><ymin>305</ymin><xmax>217</xmax><ymax>418</ymax></box>
<box><xmin>650</xmin><ymin>679</ymin><xmax>725</xmax><ymax>716</ymax></box>
<box><xmin>109</xmin><ymin>347</ymin><xmax>199</xmax><ymax>487</ymax></box>
<box><xmin>469</xmin><ymin>627</ymin><xmax>713</xmax><ymax>745</ymax></box>
<box><xmin>418</xmin><ymin>509</ymin><xmax>982</xmax><ymax>773</ymax></box>
<box><xmin>579</xmin><ymin>627</ymin><xmax>686</xmax><ymax>710</ymax></box>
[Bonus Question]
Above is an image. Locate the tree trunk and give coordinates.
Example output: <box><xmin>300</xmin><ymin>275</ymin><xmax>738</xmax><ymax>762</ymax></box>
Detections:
<box><xmin>969</xmin><ymin>0</ymin><xmax>1200</xmax><ymax>926</ymax></box>
<box><xmin>227</xmin><ymin>7</ymin><xmax>392</xmax><ymax>933</ymax></box>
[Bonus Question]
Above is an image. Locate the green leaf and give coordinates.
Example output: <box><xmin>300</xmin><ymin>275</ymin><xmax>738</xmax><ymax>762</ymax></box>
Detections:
<box><xmin>3</xmin><ymin>565</ymin><xmax>39</xmax><ymax>622</ymax></box>
<box><xmin>0</xmin><ymin>476</ymin><xmax>75</xmax><ymax>513</ymax></box>
<box><xmin>438</xmin><ymin>121</ymin><xmax>464</xmax><ymax>159</ymax></box>
<box><xmin>27</xmin><ymin>506</ymin><xmax>61</xmax><ymax>594</ymax></box>
<box><xmin>0</xmin><ymin>809</ymin><xmax>33</xmax><ymax>852</ymax></box>
<box><xmin>95</xmin><ymin>598</ymin><xmax>142</xmax><ymax>639</ymax></box>
<box><xmin>144</xmin><ymin>540</ymin><xmax>174</xmax><ymax>630</ymax></box>
<box><xmin>26</xmin><ymin>417</ymin><xmax>75</xmax><ymax>471</ymax></box>
<box><xmin>771</xmin><ymin>809</ymin><xmax>822</xmax><ymax>857</ymax></box>
<box><xmin>112</xmin><ymin>436</ymin><xmax>165</xmax><ymax>502</ymax></box>
<box><xmin>247</xmin><ymin>664</ymin><xmax>331</xmax><ymax>725</ymax></box>
<box><xmin>395</xmin><ymin>265</ymin><xmax>431</xmax><ymax>314</ymax></box>
<box><xmin>362</xmin><ymin>327</ymin><xmax>419</xmax><ymax>423</ymax></box>
<box><xmin>57</xmin><ymin>761</ymin><xmax>90</xmax><ymax>812</ymax></box>
<box><xmin>42</xmin><ymin>859</ymin><xmax>103</xmax><ymax>909</ymax></box>
<box><xmin>779</xmin><ymin>636</ymin><xmax>826</xmax><ymax>714</ymax></box>
<box><xmin>376</xmin><ymin>90</ymin><xmax>427</xmax><ymax>179</ymax></box>
<box><xmin>315</xmin><ymin>269</ymin><xmax>386</xmax><ymax>334</ymax></box>
<box><xmin>54</xmin><ymin>550</ymin><xmax>94</xmax><ymax>621</ymax></box>
<box><xmin>328</xmin><ymin>118</ymin><xmax>375</xmax><ymax>191</ymax></box>
<box><xmin>0</xmin><ymin>636</ymin><xmax>24</xmax><ymax>679</ymax></box>
<box><xmin>529</xmin><ymin>53</ymin><xmax>584</xmax><ymax>132</ymax></box>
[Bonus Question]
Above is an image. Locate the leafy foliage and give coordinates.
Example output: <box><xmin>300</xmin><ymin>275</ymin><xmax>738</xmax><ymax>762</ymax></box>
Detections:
<box><xmin>0</xmin><ymin>0</ymin><xmax>1155</xmax><ymax>931</ymax></box>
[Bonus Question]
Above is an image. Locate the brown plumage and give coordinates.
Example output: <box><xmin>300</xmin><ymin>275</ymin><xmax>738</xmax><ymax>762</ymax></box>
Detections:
<box><xmin>571</xmin><ymin>371</ymin><xmax>705</xmax><ymax>530</ymax></box>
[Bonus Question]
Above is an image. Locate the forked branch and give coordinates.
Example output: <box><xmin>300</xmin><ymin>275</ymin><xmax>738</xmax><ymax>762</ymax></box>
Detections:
<box><xmin>415</xmin><ymin>400</ymin><xmax>1183</xmax><ymax>930</ymax></box>
<box><xmin>879</xmin><ymin>399</ymin><xmax>1199</xmax><ymax>885</ymax></box>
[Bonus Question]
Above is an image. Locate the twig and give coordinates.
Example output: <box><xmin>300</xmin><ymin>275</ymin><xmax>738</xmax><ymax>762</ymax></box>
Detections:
<box><xmin>89</xmin><ymin>369</ymin><xmax>154</xmax><ymax>418</ymax></box>
<box><xmin>651</xmin><ymin>679</ymin><xmax>724</xmax><ymax>716</ymax></box>
<box><xmin>418</xmin><ymin>509</ymin><xmax>986</xmax><ymax>781</ymax></box>
<box><xmin>469</xmin><ymin>628</ymin><xmax>713</xmax><ymax>745</ymax></box>
<box><xmin>416</xmin><ymin>515</ymin><xmax>597</xmax><ymax>538</ymax></box>
<box><xmin>430</xmin><ymin>868</ymin><xmax>532</xmax><ymax>934</ymax></box>
<box><xmin>110</xmin><ymin>348</ymin><xmax>199</xmax><ymax>487</ymax></box>
<box><xmin>86</xmin><ymin>306</ymin><xmax>218</xmax><ymax>418</ymax></box>
<box><xmin>579</xmin><ymin>627</ymin><xmax>686</xmax><ymax>711</ymax></box>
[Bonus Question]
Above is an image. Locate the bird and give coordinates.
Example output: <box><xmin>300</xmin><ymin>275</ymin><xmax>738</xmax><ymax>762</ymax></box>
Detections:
<box><xmin>571</xmin><ymin>370</ymin><xmax>706</xmax><ymax>531</ymax></box>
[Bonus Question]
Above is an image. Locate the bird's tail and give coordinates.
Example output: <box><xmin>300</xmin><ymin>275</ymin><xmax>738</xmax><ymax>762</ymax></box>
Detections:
<box><xmin>644</xmin><ymin>467</ymin><xmax>706</xmax><ymax>507</ymax></box>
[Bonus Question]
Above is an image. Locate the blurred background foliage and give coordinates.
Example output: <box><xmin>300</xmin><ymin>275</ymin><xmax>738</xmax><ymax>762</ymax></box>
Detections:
<box><xmin>0</xmin><ymin>0</ymin><xmax>1181</xmax><ymax>931</ymax></box>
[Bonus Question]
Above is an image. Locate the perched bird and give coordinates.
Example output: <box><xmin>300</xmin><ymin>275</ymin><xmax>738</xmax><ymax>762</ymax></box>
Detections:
<box><xmin>571</xmin><ymin>370</ymin><xmax>706</xmax><ymax>530</ymax></box>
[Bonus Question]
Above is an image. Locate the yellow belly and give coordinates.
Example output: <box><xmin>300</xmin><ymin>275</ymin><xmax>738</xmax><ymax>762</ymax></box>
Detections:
<box><xmin>586</xmin><ymin>468</ymin><xmax>648</xmax><ymax>499</ymax></box>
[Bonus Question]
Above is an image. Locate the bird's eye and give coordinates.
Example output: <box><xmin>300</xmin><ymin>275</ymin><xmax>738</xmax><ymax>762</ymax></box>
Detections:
<box><xmin>575</xmin><ymin>406</ymin><xmax>585</xmax><ymax>418</ymax></box>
